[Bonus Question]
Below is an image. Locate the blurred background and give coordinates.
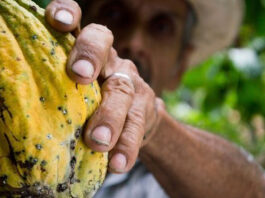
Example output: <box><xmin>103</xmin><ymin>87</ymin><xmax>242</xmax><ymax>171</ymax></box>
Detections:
<box><xmin>34</xmin><ymin>0</ymin><xmax>265</xmax><ymax>167</ymax></box>
<box><xmin>163</xmin><ymin>0</ymin><xmax>265</xmax><ymax>167</ymax></box>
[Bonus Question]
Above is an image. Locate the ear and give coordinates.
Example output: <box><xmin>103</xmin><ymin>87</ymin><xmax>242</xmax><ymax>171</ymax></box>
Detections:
<box><xmin>165</xmin><ymin>44</ymin><xmax>194</xmax><ymax>91</ymax></box>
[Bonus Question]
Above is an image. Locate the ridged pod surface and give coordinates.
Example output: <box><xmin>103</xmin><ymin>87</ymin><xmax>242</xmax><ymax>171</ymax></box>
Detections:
<box><xmin>0</xmin><ymin>0</ymin><xmax>107</xmax><ymax>197</ymax></box>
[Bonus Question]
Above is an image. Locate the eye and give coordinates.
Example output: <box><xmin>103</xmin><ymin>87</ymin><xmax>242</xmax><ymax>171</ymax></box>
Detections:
<box><xmin>104</xmin><ymin>5</ymin><xmax>123</xmax><ymax>20</ymax></box>
<box><xmin>149</xmin><ymin>15</ymin><xmax>176</xmax><ymax>36</ymax></box>
<box><xmin>97</xmin><ymin>2</ymin><xmax>128</xmax><ymax>27</ymax></box>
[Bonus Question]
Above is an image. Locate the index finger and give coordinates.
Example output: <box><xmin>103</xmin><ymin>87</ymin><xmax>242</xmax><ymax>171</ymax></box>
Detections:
<box><xmin>67</xmin><ymin>24</ymin><xmax>114</xmax><ymax>84</ymax></box>
<box><xmin>45</xmin><ymin>0</ymin><xmax>81</xmax><ymax>32</ymax></box>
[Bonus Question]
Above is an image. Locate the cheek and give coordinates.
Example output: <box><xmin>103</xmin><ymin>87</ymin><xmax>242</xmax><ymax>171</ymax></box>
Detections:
<box><xmin>148</xmin><ymin>44</ymin><xmax>180</xmax><ymax>93</ymax></box>
<box><xmin>150</xmin><ymin>45</ymin><xmax>179</xmax><ymax>77</ymax></box>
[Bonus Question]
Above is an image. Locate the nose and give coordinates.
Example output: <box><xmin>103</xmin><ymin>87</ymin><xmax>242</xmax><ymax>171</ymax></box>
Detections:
<box><xmin>117</xmin><ymin>29</ymin><xmax>151</xmax><ymax>83</ymax></box>
<box><xmin>118</xmin><ymin>28</ymin><xmax>146</xmax><ymax>60</ymax></box>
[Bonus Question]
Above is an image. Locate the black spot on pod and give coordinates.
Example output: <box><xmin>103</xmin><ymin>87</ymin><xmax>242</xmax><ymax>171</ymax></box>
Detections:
<box><xmin>62</xmin><ymin>109</ymin><xmax>68</xmax><ymax>115</ymax></box>
<box><xmin>40</xmin><ymin>160</ymin><xmax>47</xmax><ymax>172</ymax></box>
<box><xmin>19</xmin><ymin>157</ymin><xmax>38</xmax><ymax>170</ymax></box>
<box><xmin>35</xmin><ymin>144</ymin><xmax>42</xmax><ymax>150</ymax></box>
<box><xmin>41</xmin><ymin>160</ymin><xmax>47</xmax><ymax>166</ymax></box>
<box><xmin>57</xmin><ymin>106</ymin><xmax>68</xmax><ymax>115</ymax></box>
<box><xmin>50</xmin><ymin>48</ymin><xmax>55</xmax><ymax>55</ymax></box>
<box><xmin>32</xmin><ymin>34</ymin><xmax>38</xmax><ymax>40</ymax></box>
<box><xmin>15</xmin><ymin>151</ymin><xmax>22</xmax><ymax>155</ymax></box>
<box><xmin>30</xmin><ymin>157</ymin><xmax>38</xmax><ymax>164</ymax></box>
<box><xmin>30</xmin><ymin>5</ymin><xmax>37</xmax><ymax>12</ymax></box>
<box><xmin>69</xmin><ymin>171</ymin><xmax>75</xmax><ymax>184</ymax></box>
<box><xmin>57</xmin><ymin>182</ymin><xmax>68</xmax><ymax>192</ymax></box>
<box><xmin>50</xmin><ymin>40</ymin><xmax>56</xmax><ymax>46</ymax></box>
<box><xmin>70</xmin><ymin>157</ymin><xmax>76</xmax><ymax>169</ymax></box>
<box><xmin>0</xmin><ymin>175</ymin><xmax>8</xmax><ymax>185</ymax></box>
<box><xmin>39</xmin><ymin>97</ymin><xmax>45</xmax><ymax>102</ymax></box>
<box><xmin>70</xmin><ymin>140</ymin><xmax>76</xmax><ymax>150</ymax></box>
<box><xmin>67</xmin><ymin>119</ymin><xmax>72</xmax><ymax>125</ymax></box>
<box><xmin>23</xmin><ymin>172</ymin><xmax>28</xmax><ymax>180</ymax></box>
<box><xmin>75</xmin><ymin>128</ymin><xmax>82</xmax><ymax>139</ymax></box>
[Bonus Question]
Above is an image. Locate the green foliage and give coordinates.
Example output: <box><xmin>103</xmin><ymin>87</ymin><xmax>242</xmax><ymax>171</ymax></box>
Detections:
<box><xmin>244</xmin><ymin>0</ymin><xmax>265</xmax><ymax>37</ymax></box>
<box><xmin>164</xmin><ymin>0</ymin><xmax>265</xmax><ymax>160</ymax></box>
<box><xmin>32</xmin><ymin>0</ymin><xmax>50</xmax><ymax>8</ymax></box>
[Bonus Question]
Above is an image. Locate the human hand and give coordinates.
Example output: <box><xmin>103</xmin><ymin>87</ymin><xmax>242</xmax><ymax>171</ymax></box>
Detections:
<box><xmin>45</xmin><ymin>0</ymin><xmax>164</xmax><ymax>173</ymax></box>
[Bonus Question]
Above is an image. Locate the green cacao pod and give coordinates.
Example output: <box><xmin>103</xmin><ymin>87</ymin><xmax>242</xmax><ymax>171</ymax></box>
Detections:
<box><xmin>0</xmin><ymin>0</ymin><xmax>107</xmax><ymax>197</ymax></box>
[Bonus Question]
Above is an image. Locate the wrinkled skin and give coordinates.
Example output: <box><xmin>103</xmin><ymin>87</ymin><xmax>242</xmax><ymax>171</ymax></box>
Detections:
<box><xmin>46</xmin><ymin>0</ymin><xmax>191</xmax><ymax>173</ymax></box>
<box><xmin>45</xmin><ymin>0</ymin><xmax>265</xmax><ymax>198</ymax></box>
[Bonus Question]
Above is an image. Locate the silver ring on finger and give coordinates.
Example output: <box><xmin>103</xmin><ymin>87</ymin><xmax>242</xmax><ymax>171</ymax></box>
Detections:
<box><xmin>112</xmin><ymin>72</ymin><xmax>132</xmax><ymax>82</ymax></box>
<box><xmin>110</xmin><ymin>72</ymin><xmax>134</xmax><ymax>87</ymax></box>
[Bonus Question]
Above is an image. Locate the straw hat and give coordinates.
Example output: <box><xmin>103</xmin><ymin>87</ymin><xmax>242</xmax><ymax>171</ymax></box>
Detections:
<box><xmin>187</xmin><ymin>0</ymin><xmax>244</xmax><ymax>67</ymax></box>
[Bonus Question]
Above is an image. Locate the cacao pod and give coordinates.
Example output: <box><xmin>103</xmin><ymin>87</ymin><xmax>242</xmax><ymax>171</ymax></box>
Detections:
<box><xmin>0</xmin><ymin>0</ymin><xmax>107</xmax><ymax>197</ymax></box>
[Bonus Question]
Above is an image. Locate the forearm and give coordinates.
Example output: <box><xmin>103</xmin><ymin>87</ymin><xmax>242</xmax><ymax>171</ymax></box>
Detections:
<box><xmin>140</xmin><ymin>109</ymin><xmax>265</xmax><ymax>198</ymax></box>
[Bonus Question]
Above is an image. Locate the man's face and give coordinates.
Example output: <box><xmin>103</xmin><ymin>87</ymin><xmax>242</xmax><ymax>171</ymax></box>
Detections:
<box><xmin>82</xmin><ymin>0</ymin><xmax>189</xmax><ymax>95</ymax></box>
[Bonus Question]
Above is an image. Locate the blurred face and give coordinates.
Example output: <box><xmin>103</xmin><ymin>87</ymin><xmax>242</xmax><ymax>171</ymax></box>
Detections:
<box><xmin>82</xmin><ymin>0</ymin><xmax>190</xmax><ymax>95</ymax></box>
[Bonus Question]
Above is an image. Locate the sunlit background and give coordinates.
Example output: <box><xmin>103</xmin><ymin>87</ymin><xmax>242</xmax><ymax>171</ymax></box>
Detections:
<box><xmin>163</xmin><ymin>0</ymin><xmax>265</xmax><ymax>167</ymax></box>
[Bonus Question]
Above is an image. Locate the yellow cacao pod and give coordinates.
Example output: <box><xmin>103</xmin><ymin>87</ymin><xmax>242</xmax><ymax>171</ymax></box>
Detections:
<box><xmin>0</xmin><ymin>0</ymin><xmax>107</xmax><ymax>197</ymax></box>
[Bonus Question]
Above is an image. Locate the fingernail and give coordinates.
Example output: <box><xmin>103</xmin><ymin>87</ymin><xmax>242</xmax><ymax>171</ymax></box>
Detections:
<box><xmin>91</xmin><ymin>126</ymin><xmax>111</xmax><ymax>146</ymax></box>
<box><xmin>54</xmin><ymin>10</ymin><xmax>73</xmax><ymax>25</ymax></box>
<box><xmin>72</xmin><ymin>60</ymin><xmax>94</xmax><ymax>78</ymax></box>
<box><xmin>109</xmin><ymin>153</ymin><xmax>127</xmax><ymax>172</ymax></box>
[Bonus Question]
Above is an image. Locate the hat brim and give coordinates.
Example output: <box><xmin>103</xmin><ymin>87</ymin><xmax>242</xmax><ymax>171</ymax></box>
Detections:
<box><xmin>187</xmin><ymin>0</ymin><xmax>244</xmax><ymax>67</ymax></box>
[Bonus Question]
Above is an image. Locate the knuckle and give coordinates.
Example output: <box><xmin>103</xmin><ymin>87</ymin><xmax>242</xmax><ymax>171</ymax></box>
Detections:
<box><xmin>75</xmin><ymin>39</ymin><xmax>94</xmax><ymax>58</ymax></box>
<box><xmin>100</xmin><ymin>103</ymin><xmax>124</xmax><ymax>123</ymax></box>
<box><xmin>156</xmin><ymin>97</ymin><xmax>165</xmax><ymax>108</ymax></box>
<box><xmin>103</xmin><ymin>77</ymin><xmax>135</xmax><ymax>97</ymax></box>
<box><xmin>98</xmin><ymin>103</ymin><xmax>113</xmax><ymax>116</ymax></box>
<box><xmin>110</xmin><ymin>48</ymin><xmax>118</xmax><ymax>58</ymax></box>
<box><xmin>148</xmin><ymin>87</ymin><xmax>156</xmax><ymax>98</ymax></box>
<box><xmin>121</xmin><ymin>130</ymin><xmax>141</xmax><ymax>149</ymax></box>
<box><xmin>74</xmin><ymin>39</ymin><xmax>105</xmax><ymax>66</ymax></box>
<box><xmin>122</xmin><ymin>59</ymin><xmax>138</xmax><ymax>73</ymax></box>
<box><xmin>87</xmin><ymin>23</ymin><xmax>114</xmax><ymax>41</ymax></box>
<box><xmin>128</xmin><ymin>106</ymin><xmax>145</xmax><ymax>120</ymax></box>
<box><xmin>127</xmin><ymin>109</ymin><xmax>145</xmax><ymax>131</ymax></box>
